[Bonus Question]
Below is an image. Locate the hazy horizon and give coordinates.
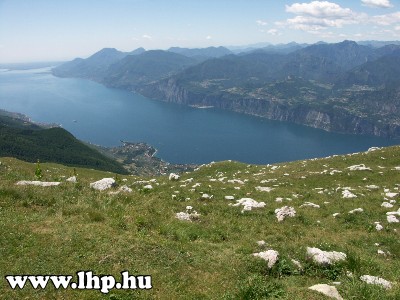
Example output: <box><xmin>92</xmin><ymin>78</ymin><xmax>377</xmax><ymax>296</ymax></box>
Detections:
<box><xmin>1</xmin><ymin>0</ymin><xmax>400</xmax><ymax>63</ymax></box>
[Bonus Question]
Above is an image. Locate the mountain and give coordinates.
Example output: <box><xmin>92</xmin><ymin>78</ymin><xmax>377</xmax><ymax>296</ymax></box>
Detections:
<box><xmin>53</xmin><ymin>41</ymin><xmax>400</xmax><ymax>138</ymax></box>
<box><xmin>168</xmin><ymin>46</ymin><xmax>232</xmax><ymax>58</ymax></box>
<box><xmin>336</xmin><ymin>50</ymin><xmax>400</xmax><ymax>89</ymax></box>
<box><xmin>52</xmin><ymin>47</ymin><xmax>144</xmax><ymax>80</ymax></box>
<box><xmin>358</xmin><ymin>40</ymin><xmax>400</xmax><ymax>48</ymax></box>
<box><xmin>138</xmin><ymin>41</ymin><xmax>400</xmax><ymax>138</ymax></box>
<box><xmin>0</xmin><ymin>110</ymin><xmax>127</xmax><ymax>174</ymax></box>
<box><xmin>289</xmin><ymin>40</ymin><xmax>378</xmax><ymax>72</ymax></box>
<box><xmin>102</xmin><ymin>50</ymin><xmax>200</xmax><ymax>89</ymax></box>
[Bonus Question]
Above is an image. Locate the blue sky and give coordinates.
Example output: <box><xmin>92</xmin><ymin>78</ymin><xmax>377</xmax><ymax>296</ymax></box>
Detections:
<box><xmin>0</xmin><ymin>0</ymin><xmax>399</xmax><ymax>62</ymax></box>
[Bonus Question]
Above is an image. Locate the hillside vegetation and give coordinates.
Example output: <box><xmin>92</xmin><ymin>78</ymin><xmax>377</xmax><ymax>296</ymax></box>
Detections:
<box><xmin>0</xmin><ymin>111</ymin><xmax>127</xmax><ymax>174</ymax></box>
<box><xmin>0</xmin><ymin>145</ymin><xmax>399</xmax><ymax>299</ymax></box>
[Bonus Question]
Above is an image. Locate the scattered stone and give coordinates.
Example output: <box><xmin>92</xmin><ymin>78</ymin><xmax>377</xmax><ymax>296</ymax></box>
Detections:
<box><xmin>169</xmin><ymin>173</ymin><xmax>180</xmax><ymax>181</ymax></box>
<box><xmin>306</xmin><ymin>247</ymin><xmax>346</xmax><ymax>265</ymax></box>
<box><xmin>253</xmin><ymin>250</ymin><xmax>279</xmax><ymax>268</ymax></box>
<box><xmin>275</xmin><ymin>206</ymin><xmax>296</xmax><ymax>222</ymax></box>
<box><xmin>201</xmin><ymin>193</ymin><xmax>212</xmax><ymax>200</ymax></box>
<box><xmin>375</xmin><ymin>223</ymin><xmax>384</xmax><ymax>231</ymax></box>
<box><xmin>385</xmin><ymin>192</ymin><xmax>398</xmax><ymax>198</ymax></box>
<box><xmin>308</xmin><ymin>284</ymin><xmax>343</xmax><ymax>300</ymax></box>
<box><xmin>367</xmin><ymin>147</ymin><xmax>381</xmax><ymax>152</ymax></box>
<box><xmin>349</xmin><ymin>208</ymin><xmax>363</xmax><ymax>214</ymax></box>
<box><xmin>342</xmin><ymin>189</ymin><xmax>357</xmax><ymax>198</ymax></box>
<box><xmin>255</xmin><ymin>186</ymin><xmax>274</xmax><ymax>192</ymax></box>
<box><xmin>66</xmin><ymin>176</ymin><xmax>77</xmax><ymax>183</ymax></box>
<box><xmin>365</xmin><ymin>185</ymin><xmax>379</xmax><ymax>190</ymax></box>
<box><xmin>360</xmin><ymin>275</ymin><xmax>392</xmax><ymax>289</ymax></box>
<box><xmin>377</xmin><ymin>249</ymin><xmax>385</xmax><ymax>255</ymax></box>
<box><xmin>332</xmin><ymin>213</ymin><xmax>340</xmax><ymax>217</ymax></box>
<box><xmin>300</xmin><ymin>202</ymin><xmax>320</xmax><ymax>208</ymax></box>
<box><xmin>347</xmin><ymin>164</ymin><xmax>371</xmax><ymax>171</ymax></box>
<box><xmin>228</xmin><ymin>179</ymin><xmax>244</xmax><ymax>185</ymax></box>
<box><xmin>89</xmin><ymin>178</ymin><xmax>115</xmax><ymax>191</ymax></box>
<box><xmin>381</xmin><ymin>202</ymin><xmax>394</xmax><ymax>208</ymax></box>
<box><xmin>16</xmin><ymin>180</ymin><xmax>61</xmax><ymax>187</ymax></box>
<box><xmin>175</xmin><ymin>206</ymin><xmax>200</xmax><ymax>222</ymax></box>
<box><xmin>143</xmin><ymin>184</ymin><xmax>153</xmax><ymax>190</ymax></box>
<box><xmin>386</xmin><ymin>208</ymin><xmax>400</xmax><ymax>216</ymax></box>
<box><xmin>231</xmin><ymin>198</ymin><xmax>266</xmax><ymax>212</ymax></box>
<box><xmin>256</xmin><ymin>240</ymin><xmax>266</xmax><ymax>247</ymax></box>
<box><xmin>224</xmin><ymin>195</ymin><xmax>235</xmax><ymax>200</ymax></box>
<box><xmin>109</xmin><ymin>185</ymin><xmax>133</xmax><ymax>195</ymax></box>
<box><xmin>387</xmin><ymin>215</ymin><xmax>399</xmax><ymax>223</ymax></box>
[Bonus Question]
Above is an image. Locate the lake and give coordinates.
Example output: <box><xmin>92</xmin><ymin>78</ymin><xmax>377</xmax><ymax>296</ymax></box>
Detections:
<box><xmin>0</xmin><ymin>67</ymin><xmax>398</xmax><ymax>164</ymax></box>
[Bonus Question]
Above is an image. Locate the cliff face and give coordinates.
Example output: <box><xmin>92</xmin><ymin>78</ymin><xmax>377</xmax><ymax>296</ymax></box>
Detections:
<box><xmin>138</xmin><ymin>79</ymin><xmax>400</xmax><ymax>138</ymax></box>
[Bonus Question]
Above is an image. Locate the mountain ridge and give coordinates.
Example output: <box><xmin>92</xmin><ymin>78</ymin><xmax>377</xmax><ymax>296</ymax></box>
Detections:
<box><xmin>52</xmin><ymin>40</ymin><xmax>400</xmax><ymax>138</ymax></box>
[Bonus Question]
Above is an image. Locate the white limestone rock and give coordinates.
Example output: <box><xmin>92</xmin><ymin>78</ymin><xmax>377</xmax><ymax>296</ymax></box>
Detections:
<box><xmin>255</xmin><ymin>186</ymin><xmax>274</xmax><ymax>192</ymax></box>
<box><xmin>232</xmin><ymin>198</ymin><xmax>265</xmax><ymax>212</ymax></box>
<box><xmin>342</xmin><ymin>189</ymin><xmax>357</xmax><ymax>198</ymax></box>
<box><xmin>16</xmin><ymin>180</ymin><xmax>61</xmax><ymax>187</ymax></box>
<box><xmin>347</xmin><ymin>164</ymin><xmax>371</xmax><ymax>171</ymax></box>
<box><xmin>349</xmin><ymin>208</ymin><xmax>363</xmax><ymax>214</ymax></box>
<box><xmin>360</xmin><ymin>275</ymin><xmax>392</xmax><ymax>289</ymax></box>
<box><xmin>300</xmin><ymin>202</ymin><xmax>320</xmax><ymax>208</ymax></box>
<box><xmin>306</xmin><ymin>247</ymin><xmax>346</xmax><ymax>265</ymax></box>
<box><xmin>66</xmin><ymin>176</ymin><xmax>77</xmax><ymax>183</ymax></box>
<box><xmin>175</xmin><ymin>207</ymin><xmax>200</xmax><ymax>222</ymax></box>
<box><xmin>385</xmin><ymin>192</ymin><xmax>398</xmax><ymax>198</ymax></box>
<box><xmin>90</xmin><ymin>178</ymin><xmax>116</xmax><ymax>191</ymax></box>
<box><xmin>275</xmin><ymin>206</ymin><xmax>296</xmax><ymax>222</ymax></box>
<box><xmin>381</xmin><ymin>202</ymin><xmax>394</xmax><ymax>208</ymax></box>
<box><xmin>309</xmin><ymin>284</ymin><xmax>343</xmax><ymax>300</ymax></box>
<box><xmin>169</xmin><ymin>173</ymin><xmax>180</xmax><ymax>181</ymax></box>
<box><xmin>387</xmin><ymin>215</ymin><xmax>399</xmax><ymax>223</ymax></box>
<box><xmin>253</xmin><ymin>250</ymin><xmax>279</xmax><ymax>268</ymax></box>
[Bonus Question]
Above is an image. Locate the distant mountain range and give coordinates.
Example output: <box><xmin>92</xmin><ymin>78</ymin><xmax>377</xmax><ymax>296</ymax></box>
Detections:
<box><xmin>52</xmin><ymin>40</ymin><xmax>400</xmax><ymax>138</ymax></box>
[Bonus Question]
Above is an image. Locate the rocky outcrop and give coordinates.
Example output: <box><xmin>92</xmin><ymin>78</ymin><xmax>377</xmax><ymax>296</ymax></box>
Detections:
<box><xmin>138</xmin><ymin>79</ymin><xmax>400</xmax><ymax>138</ymax></box>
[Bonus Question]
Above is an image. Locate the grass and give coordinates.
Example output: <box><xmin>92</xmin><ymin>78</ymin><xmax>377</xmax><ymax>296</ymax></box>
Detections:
<box><xmin>0</xmin><ymin>145</ymin><xmax>399</xmax><ymax>299</ymax></box>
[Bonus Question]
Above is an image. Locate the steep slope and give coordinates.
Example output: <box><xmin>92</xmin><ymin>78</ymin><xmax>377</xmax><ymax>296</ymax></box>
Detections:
<box><xmin>0</xmin><ymin>112</ymin><xmax>127</xmax><ymax>174</ymax></box>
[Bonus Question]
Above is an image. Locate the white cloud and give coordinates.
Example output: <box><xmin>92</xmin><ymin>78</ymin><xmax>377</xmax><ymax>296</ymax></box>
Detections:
<box><xmin>370</xmin><ymin>11</ymin><xmax>400</xmax><ymax>25</ymax></box>
<box><xmin>206</xmin><ymin>35</ymin><xmax>212</xmax><ymax>40</ymax></box>
<box><xmin>283</xmin><ymin>1</ymin><xmax>366</xmax><ymax>32</ymax></box>
<box><xmin>256</xmin><ymin>20</ymin><xmax>268</xmax><ymax>26</ymax></box>
<box><xmin>142</xmin><ymin>34</ymin><xmax>152</xmax><ymax>40</ymax></box>
<box><xmin>267</xmin><ymin>29</ymin><xmax>280</xmax><ymax>35</ymax></box>
<box><xmin>361</xmin><ymin>0</ymin><xmax>393</xmax><ymax>8</ymax></box>
<box><xmin>285</xmin><ymin>1</ymin><xmax>354</xmax><ymax>18</ymax></box>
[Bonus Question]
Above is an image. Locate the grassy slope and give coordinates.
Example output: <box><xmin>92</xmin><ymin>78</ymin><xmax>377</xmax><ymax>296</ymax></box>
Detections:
<box><xmin>0</xmin><ymin>119</ymin><xmax>128</xmax><ymax>174</ymax></box>
<box><xmin>0</xmin><ymin>146</ymin><xmax>399</xmax><ymax>299</ymax></box>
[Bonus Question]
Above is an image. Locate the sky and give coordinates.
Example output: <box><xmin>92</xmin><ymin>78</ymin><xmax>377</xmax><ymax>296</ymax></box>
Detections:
<box><xmin>0</xmin><ymin>0</ymin><xmax>399</xmax><ymax>63</ymax></box>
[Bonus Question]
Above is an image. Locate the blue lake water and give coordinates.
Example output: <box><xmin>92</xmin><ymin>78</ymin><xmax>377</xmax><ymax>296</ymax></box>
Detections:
<box><xmin>0</xmin><ymin>67</ymin><xmax>398</xmax><ymax>164</ymax></box>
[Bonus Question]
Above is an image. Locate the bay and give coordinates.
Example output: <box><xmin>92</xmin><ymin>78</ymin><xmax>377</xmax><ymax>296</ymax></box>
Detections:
<box><xmin>0</xmin><ymin>67</ymin><xmax>397</xmax><ymax>164</ymax></box>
